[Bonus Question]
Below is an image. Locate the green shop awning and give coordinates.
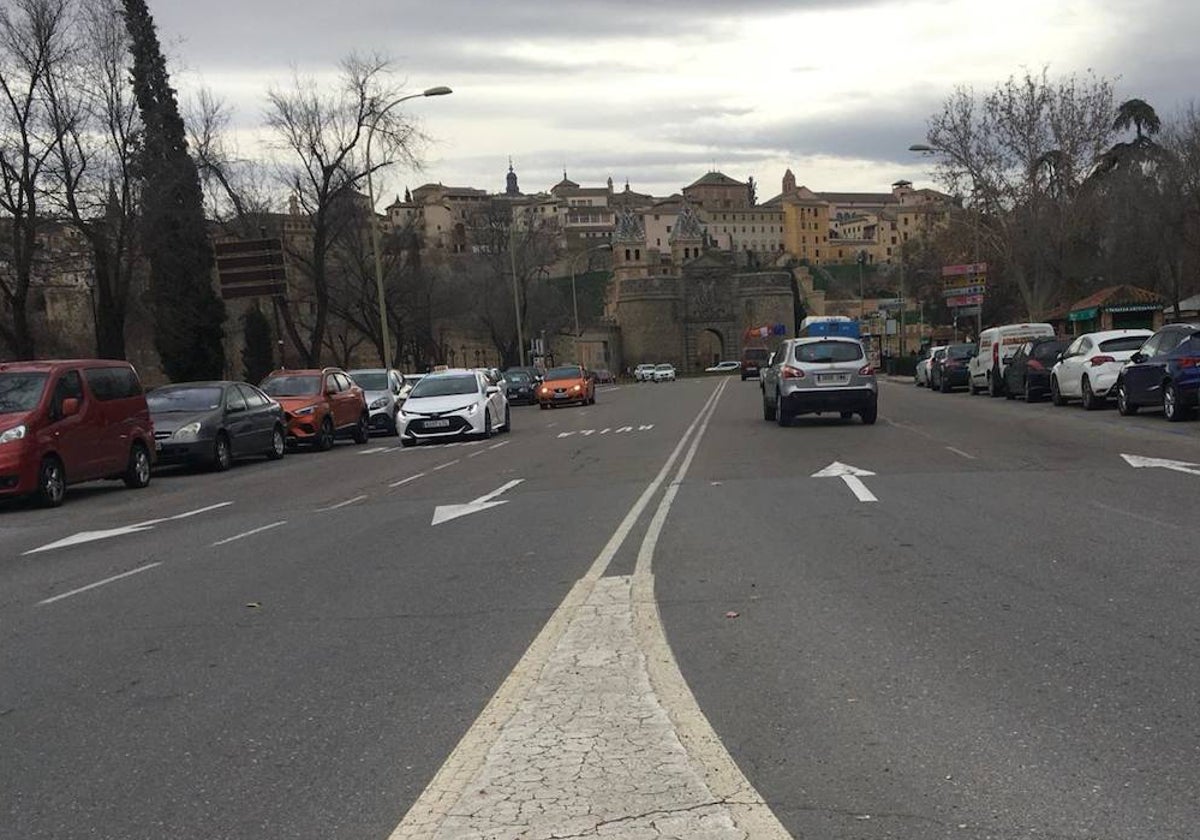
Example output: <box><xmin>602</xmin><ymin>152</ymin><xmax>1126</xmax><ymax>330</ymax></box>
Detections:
<box><xmin>1069</xmin><ymin>307</ymin><xmax>1099</xmax><ymax>321</ymax></box>
<box><xmin>1106</xmin><ymin>304</ymin><xmax>1161</xmax><ymax>313</ymax></box>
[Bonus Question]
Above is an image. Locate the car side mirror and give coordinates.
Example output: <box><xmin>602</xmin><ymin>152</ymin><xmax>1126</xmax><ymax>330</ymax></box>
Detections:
<box><xmin>1130</xmin><ymin>352</ymin><xmax>1146</xmax><ymax>364</ymax></box>
<box><xmin>487</xmin><ymin>385</ymin><xmax>499</xmax><ymax>395</ymax></box>
<box><xmin>61</xmin><ymin>397</ymin><xmax>80</xmax><ymax>417</ymax></box>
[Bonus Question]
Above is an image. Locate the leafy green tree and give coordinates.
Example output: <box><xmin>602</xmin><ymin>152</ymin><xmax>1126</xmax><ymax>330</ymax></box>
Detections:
<box><xmin>121</xmin><ymin>0</ymin><xmax>225</xmax><ymax>380</ymax></box>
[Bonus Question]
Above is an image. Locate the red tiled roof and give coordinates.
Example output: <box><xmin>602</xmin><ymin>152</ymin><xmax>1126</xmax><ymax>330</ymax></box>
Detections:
<box><xmin>1069</xmin><ymin>284</ymin><xmax>1164</xmax><ymax>313</ymax></box>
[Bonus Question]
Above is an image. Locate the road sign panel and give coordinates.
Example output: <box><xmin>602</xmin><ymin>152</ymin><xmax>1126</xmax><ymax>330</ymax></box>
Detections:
<box><xmin>946</xmin><ymin>294</ymin><xmax>985</xmax><ymax>307</ymax></box>
<box><xmin>214</xmin><ymin>237</ymin><xmax>288</xmax><ymax>300</ymax></box>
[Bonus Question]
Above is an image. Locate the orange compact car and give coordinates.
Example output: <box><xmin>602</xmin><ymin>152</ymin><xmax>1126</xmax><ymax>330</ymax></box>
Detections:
<box><xmin>259</xmin><ymin>368</ymin><xmax>369</xmax><ymax>450</ymax></box>
<box><xmin>537</xmin><ymin>365</ymin><xmax>596</xmax><ymax>409</ymax></box>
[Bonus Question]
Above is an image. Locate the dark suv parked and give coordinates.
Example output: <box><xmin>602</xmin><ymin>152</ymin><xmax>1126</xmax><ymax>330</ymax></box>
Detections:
<box><xmin>1116</xmin><ymin>323</ymin><xmax>1200</xmax><ymax>421</ymax></box>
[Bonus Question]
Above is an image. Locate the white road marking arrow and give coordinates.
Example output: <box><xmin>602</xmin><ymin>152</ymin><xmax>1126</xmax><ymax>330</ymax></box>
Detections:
<box><xmin>812</xmin><ymin>461</ymin><xmax>878</xmax><ymax>503</ymax></box>
<box><xmin>1121</xmin><ymin>454</ymin><xmax>1200</xmax><ymax>477</ymax></box>
<box><xmin>431</xmin><ymin>479</ymin><xmax>524</xmax><ymax>526</ymax></box>
<box><xmin>24</xmin><ymin>501</ymin><xmax>234</xmax><ymax>555</ymax></box>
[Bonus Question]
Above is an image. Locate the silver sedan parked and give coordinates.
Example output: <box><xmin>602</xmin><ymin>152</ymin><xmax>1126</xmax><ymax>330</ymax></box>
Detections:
<box><xmin>761</xmin><ymin>337</ymin><xmax>878</xmax><ymax>425</ymax></box>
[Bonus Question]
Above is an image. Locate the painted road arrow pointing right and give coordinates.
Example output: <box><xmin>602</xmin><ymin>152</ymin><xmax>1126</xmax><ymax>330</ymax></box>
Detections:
<box><xmin>432</xmin><ymin>479</ymin><xmax>525</xmax><ymax>526</ymax></box>
<box><xmin>813</xmin><ymin>461</ymin><xmax>878</xmax><ymax>502</ymax></box>
<box><xmin>1121</xmin><ymin>454</ymin><xmax>1200</xmax><ymax>477</ymax></box>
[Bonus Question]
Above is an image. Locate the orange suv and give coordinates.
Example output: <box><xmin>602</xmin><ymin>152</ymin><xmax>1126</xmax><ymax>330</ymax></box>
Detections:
<box><xmin>260</xmin><ymin>368</ymin><xmax>369</xmax><ymax>450</ymax></box>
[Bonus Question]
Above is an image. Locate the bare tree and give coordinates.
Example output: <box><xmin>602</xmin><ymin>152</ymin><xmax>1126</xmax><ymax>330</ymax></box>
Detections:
<box><xmin>925</xmin><ymin>68</ymin><xmax>1116</xmax><ymax>318</ymax></box>
<box><xmin>42</xmin><ymin>0</ymin><xmax>143</xmax><ymax>359</ymax></box>
<box><xmin>264</xmin><ymin>53</ymin><xmax>424</xmax><ymax>367</ymax></box>
<box><xmin>0</xmin><ymin>0</ymin><xmax>73</xmax><ymax>358</ymax></box>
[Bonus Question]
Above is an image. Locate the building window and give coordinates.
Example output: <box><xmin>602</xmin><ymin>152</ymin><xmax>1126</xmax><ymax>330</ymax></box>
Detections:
<box><xmin>666</xmin><ymin>226</ymin><xmax>672</xmax><ymax>233</ymax></box>
<box><xmin>625</xmin><ymin>249</ymin><xmax>631</xmax><ymax>260</ymax></box>
<box><xmin>656</xmin><ymin>238</ymin><xmax>661</xmax><ymax>246</ymax></box>
<box><xmin>635</xmin><ymin>249</ymin><xmax>640</xmax><ymax>260</ymax></box>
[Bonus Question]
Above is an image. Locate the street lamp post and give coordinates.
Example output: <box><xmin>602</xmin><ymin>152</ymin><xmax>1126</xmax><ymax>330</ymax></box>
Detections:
<box><xmin>365</xmin><ymin>85</ymin><xmax>452</xmax><ymax>367</ymax></box>
<box><xmin>568</xmin><ymin>243</ymin><xmax>612</xmax><ymax>364</ymax></box>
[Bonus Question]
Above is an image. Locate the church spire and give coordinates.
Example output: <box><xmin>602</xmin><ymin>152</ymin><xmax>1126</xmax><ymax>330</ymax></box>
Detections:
<box><xmin>505</xmin><ymin>157</ymin><xmax>520</xmax><ymax>196</ymax></box>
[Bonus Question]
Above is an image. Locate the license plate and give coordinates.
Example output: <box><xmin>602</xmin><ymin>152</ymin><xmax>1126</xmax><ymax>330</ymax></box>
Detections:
<box><xmin>554</xmin><ymin>392</ymin><xmax>568</xmax><ymax>399</ymax></box>
<box><xmin>817</xmin><ymin>374</ymin><xmax>850</xmax><ymax>384</ymax></box>
<box><xmin>424</xmin><ymin>419</ymin><xmax>451</xmax><ymax>428</ymax></box>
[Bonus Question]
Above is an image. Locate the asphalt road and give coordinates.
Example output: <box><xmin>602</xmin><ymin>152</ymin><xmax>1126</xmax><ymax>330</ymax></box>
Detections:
<box><xmin>2</xmin><ymin>376</ymin><xmax>1198</xmax><ymax>839</ymax></box>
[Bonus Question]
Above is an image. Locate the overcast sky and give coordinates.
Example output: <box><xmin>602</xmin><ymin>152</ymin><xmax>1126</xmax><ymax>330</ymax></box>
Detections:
<box><xmin>157</xmin><ymin>0</ymin><xmax>1199</xmax><ymax>205</ymax></box>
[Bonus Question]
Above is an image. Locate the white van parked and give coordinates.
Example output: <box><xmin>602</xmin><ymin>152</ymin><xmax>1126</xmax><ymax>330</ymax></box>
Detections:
<box><xmin>969</xmin><ymin>323</ymin><xmax>1056</xmax><ymax>396</ymax></box>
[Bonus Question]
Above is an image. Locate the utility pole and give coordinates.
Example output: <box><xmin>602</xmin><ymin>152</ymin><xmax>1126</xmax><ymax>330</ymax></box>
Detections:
<box><xmin>510</xmin><ymin>219</ymin><xmax>526</xmax><ymax>367</ymax></box>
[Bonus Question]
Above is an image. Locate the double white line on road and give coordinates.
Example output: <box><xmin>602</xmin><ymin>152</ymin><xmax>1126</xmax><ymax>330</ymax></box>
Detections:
<box><xmin>390</xmin><ymin>377</ymin><xmax>790</xmax><ymax>839</ymax></box>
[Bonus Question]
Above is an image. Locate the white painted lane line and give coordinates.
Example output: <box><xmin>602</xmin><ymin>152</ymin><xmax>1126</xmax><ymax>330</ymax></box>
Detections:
<box><xmin>389</xmin><ymin>381</ymin><xmax>727</xmax><ymax>837</ymax></box>
<box><xmin>842</xmin><ymin>475</ymin><xmax>879</xmax><ymax>503</ymax></box>
<box><xmin>432</xmin><ymin>460</ymin><xmax>460</xmax><ymax>472</ymax></box>
<box><xmin>468</xmin><ymin>450</ymin><xmax>486</xmax><ymax>458</ymax></box>
<box><xmin>638</xmin><ymin>424</ymin><xmax>655</xmax><ymax>431</ymax></box>
<box><xmin>557</xmin><ymin>431</ymin><xmax>575</xmax><ymax>438</ymax></box>
<box><xmin>169</xmin><ymin>501</ymin><xmax>235</xmax><ymax>520</ymax></box>
<box><xmin>1122</xmin><ymin>453</ymin><xmax>1200</xmax><ymax>477</ymax></box>
<box><xmin>380</xmin><ymin>446</ymin><xmax>401</xmax><ymax>453</ymax></box>
<box><xmin>357</xmin><ymin>446</ymin><xmax>388</xmax><ymax>455</ymax></box>
<box><xmin>488</xmin><ymin>441</ymin><xmax>509</xmax><ymax>450</ymax></box>
<box><xmin>1091</xmin><ymin>501</ymin><xmax>1181</xmax><ymax>530</ymax></box>
<box><xmin>210</xmin><ymin>521</ymin><xmax>287</xmax><ymax>547</ymax></box>
<box><xmin>39</xmin><ymin>563</ymin><xmax>162</xmax><ymax>606</ymax></box>
<box><xmin>25</xmin><ymin>524</ymin><xmax>160</xmax><ymax>555</ymax></box>
<box><xmin>389</xmin><ymin>472</ymin><xmax>426</xmax><ymax>488</ymax></box>
<box><xmin>316</xmin><ymin>495</ymin><xmax>367</xmax><ymax>512</ymax></box>
<box><xmin>945</xmin><ymin>446</ymin><xmax>977</xmax><ymax>460</ymax></box>
<box><xmin>616</xmin><ymin>425</ymin><xmax>633</xmax><ymax>433</ymax></box>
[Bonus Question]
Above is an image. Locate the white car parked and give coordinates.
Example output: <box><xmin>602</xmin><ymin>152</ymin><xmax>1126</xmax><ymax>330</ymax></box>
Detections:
<box><xmin>653</xmin><ymin>363</ymin><xmax>677</xmax><ymax>382</ymax></box>
<box><xmin>1050</xmin><ymin>329</ymin><xmax>1154</xmax><ymax>410</ymax></box>
<box><xmin>634</xmin><ymin>364</ymin><xmax>657</xmax><ymax>382</ymax></box>
<box><xmin>399</xmin><ymin>369</ymin><xmax>509</xmax><ymax>446</ymax></box>
<box><xmin>705</xmin><ymin>360</ymin><xmax>741</xmax><ymax>373</ymax></box>
<box><xmin>915</xmin><ymin>345</ymin><xmax>947</xmax><ymax>387</ymax></box>
<box><xmin>970</xmin><ymin>323</ymin><xmax>1056</xmax><ymax>396</ymax></box>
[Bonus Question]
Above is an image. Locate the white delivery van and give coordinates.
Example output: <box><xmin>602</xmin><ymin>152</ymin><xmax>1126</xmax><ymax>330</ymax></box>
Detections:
<box><xmin>969</xmin><ymin>323</ymin><xmax>1056</xmax><ymax>396</ymax></box>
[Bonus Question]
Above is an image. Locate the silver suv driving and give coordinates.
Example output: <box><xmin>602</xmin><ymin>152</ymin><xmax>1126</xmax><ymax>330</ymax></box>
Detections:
<box><xmin>761</xmin><ymin>337</ymin><xmax>878</xmax><ymax>425</ymax></box>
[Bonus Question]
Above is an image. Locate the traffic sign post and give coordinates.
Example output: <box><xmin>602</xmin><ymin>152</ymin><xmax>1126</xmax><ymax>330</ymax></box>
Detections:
<box><xmin>943</xmin><ymin>263</ymin><xmax>987</xmax><ymax>338</ymax></box>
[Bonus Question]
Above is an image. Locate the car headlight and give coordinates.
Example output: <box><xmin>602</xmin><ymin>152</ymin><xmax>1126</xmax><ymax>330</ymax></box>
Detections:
<box><xmin>572</xmin><ymin>384</ymin><xmax>582</xmax><ymax>392</ymax></box>
<box><xmin>293</xmin><ymin>405</ymin><xmax>318</xmax><ymax>416</ymax></box>
<box><xmin>369</xmin><ymin>397</ymin><xmax>389</xmax><ymax>410</ymax></box>
<box><xmin>173</xmin><ymin>421</ymin><xmax>202</xmax><ymax>440</ymax></box>
<box><xmin>0</xmin><ymin>424</ymin><xmax>27</xmax><ymax>445</ymax></box>
<box><xmin>466</xmin><ymin>403</ymin><xmax>478</xmax><ymax>415</ymax></box>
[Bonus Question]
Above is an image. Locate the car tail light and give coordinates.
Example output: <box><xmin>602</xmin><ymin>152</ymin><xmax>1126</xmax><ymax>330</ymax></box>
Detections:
<box><xmin>992</xmin><ymin>343</ymin><xmax>999</xmax><ymax>367</ymax></box>
<box><xmin>1179</xmin><ymin>357</ymin><xmax>1200</xmax><ymax>369</ymax></box>
<box><xmin>1090</xmin><ymin>355</ymin><xmax>1116</xmax><ymax>366</ymax></box>
<box><xmin>781</xmin><ymin>365</ymin><xmax>806</xmax><ymax>380</ymax></box>
<box><xmin>858</xmin><ymin>364</ymin><xmax>873</xmax><ymax>376</ymax></box>
<box><xmin>1027</xmin><ymin>359</ymin><xmax>1044</xmax><ymax>371</ymax></box>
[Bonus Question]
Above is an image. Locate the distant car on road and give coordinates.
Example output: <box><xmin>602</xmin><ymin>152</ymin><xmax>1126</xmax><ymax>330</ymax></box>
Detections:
<box><xmin>634</xmin><ymin>364</ymin><xmax>657</xmax><ymax>383</ymax></box>
<box><xmin>503</xmin><ymin>369</ymin><xmax>538</xmax><ymax>405</ymax></box>
<box><xmin>915</xmin><ymin>345</ymin><xmax>946</xmax><ymax>387</ymax></box>
<box><xmin>1003</xmin><ymin>337</ymin><xmax>1067</xmax><ymax>402</ymax></box>
<box><xmin>260</xmin><ymin>368</ymin><xmax>369</xmax><ymax>450</ymax></box>
<box><xmin>1116</xmin><ymin>323</ymin><xmax>1200</xmax><ymax>421</ymax></box>
<box><xmin>653</xmin><ymin>363</ymin><xmax>676</xmax><ymax>382</ymax></box>
<box><xmin>740</xmin><ymin>346</ymin><xmax>771</xmax><ymax>380</ymax></box>
<box><xmin>150</xmin><ymin>381</ymin><xmax>286</xmax><ymax>470</ymax></box>
<box><xmin>935</xmin><ymin>343</ymin><xmax>976</xmax><ymax>393</ymax></box>
<box><xmin>400</xmin><ymin>369</ymin><xmax>509</xmax><ymax>445</ymax></box>
<box><xmin>1050</xmin><ymin>329</ymin><xmax>1153</xmax><ymax>410</ymax></box>
<box><xmin>349</xmin><ymin>368</ymin><xmax>406</xmax><ymax>435</ymax></box>
<box><xmin>705</xmin><ymin>360</ymin><xmax>741</xmax><ymax>373</ymax></box>
<box><xmin>761</xmin><ymin>337</ymin><xmax>878</xmax><ymax>425</ymax></box>
<box><xmin>537</xmin><ymin>365</ymin><xmax>596</xmax><ymax>408</ymax></box>
<box><xmin>593</xmin><ymin>368</ymin><xmax>615</xmax><ymax>384</ymax></box>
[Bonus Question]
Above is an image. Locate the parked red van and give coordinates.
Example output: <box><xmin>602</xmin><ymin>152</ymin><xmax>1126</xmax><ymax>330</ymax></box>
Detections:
<box><xmin>0</xmin><ymin>360</ymin><xmax>155</xmax><ymax>506</ymax></box>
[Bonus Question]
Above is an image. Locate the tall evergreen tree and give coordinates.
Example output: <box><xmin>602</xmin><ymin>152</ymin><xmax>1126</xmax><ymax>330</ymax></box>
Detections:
<box><xmin>240</xmin><ymin>305</ymin><xmax>274</xmax><ymax>383</ymax></box>
<box><xmin>121</xmin><ymin>0</ymin><xmax>225</xmax><ymax>380</ymax></box>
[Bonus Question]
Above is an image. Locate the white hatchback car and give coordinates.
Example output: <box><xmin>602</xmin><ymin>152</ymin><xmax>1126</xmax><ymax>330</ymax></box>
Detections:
<box><xmin>653</xmin><ymin>363</ymin><xmax>676</xmax><ymax>382</ymax></box>
<box><xmin>1050</xmin><ymin>329</ymin><xmax>1154</xmax><ymax>410</ymax></box>
<box><xmin>915</xmin><ymin>345</ymin><xmax>947</xmax><ymax>387</ymax></box>
<box><xmin>399</xmin><ymin>369</ymin><xmax>509</xmax><ymax>446</ymax></box>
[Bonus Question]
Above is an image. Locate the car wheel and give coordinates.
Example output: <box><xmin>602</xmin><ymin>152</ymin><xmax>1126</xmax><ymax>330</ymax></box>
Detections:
<box><xmin>762</xmin><ymin>391</ymin><xmax>776</xmax><ymax>421</ymax></box>
<box><xmin>1024</xmin><ymin>377</ymin><xmax>1037</xmax><ymax>402</ymax></box>
<box><xmin>988</xmin><ymin>370</ymin><xmax>1002</xmax><ymax>397</ymax></box>
<box><xmin>36</xmin><ymin>456</ymin><xmax>66</xmax><ymax>508</ymax></box>
<box><xmin>1081</xmin><ymin>376</ymin><xmax>1098</xmax><ymax>411</ymax></box>
<box><xmin>1164</xmin><ymin>382</ymin><xmax>1188</xmax><ymax>422</ymax></box>
<box><xmin>316</xmin><ymin>416</ymin><xmax>335</xmax><ymax>451</ymax></box>
<box><xmin>539</xmin><ymin>402</ymin><xmax>548</xmax><ymax>410</ymax></box>
<box><xmin>503</xmin><ymin>404</ymin><xmax>511</xmax><ymax>431</ymax></box>
<box><xmin>352</xmin><ymin>413</ymin><xmax>370</xmax><ymax>444</ymax></box>
<box><xmin>267</xmin><ymin>425</ymin><xmax>286</xmax><ymax>460</ymax></box>
<box><xmin>1117</xmin><ymin>381</ymin><xmax>1138</xmax><ymax>416</ymax></box>
<box><xmin>122</xmin><ymin>443</ymin><xmax>152</xmax><ymax>489</ymax></box>
<box><xmin>860</xmin><ymin>402</ymin><xmax>878</xmax><ymax>425</ymax></box>
<box><xmin>940</xmin><ymin>375</ymin><xmax>950</xmax><ymax>394</ymax></box>
<box><xmin>212</xmin><ymin>433</ymin><xmax>232</xmax><ymax>472</ymax></box>
<box><xmin>775</xmin><ymin>391</ymin><xmax>790</xmax><ymax>427</ymax></box>
<box><xmin>401</xmin><ymin>436</ymin><xmax>416</xmax><ymax>448</ymax></box>
<box><xmin>389</xmin><ymin>411</ymin><xmax>401</xmax><ymax>436</ymax></box>
<box><xmin>1051</xmin><ymin>376</ymin><xmax>1066</xmax><ymax>407</ymax></box>
<box><xmin>1005</xmin><ymin>377</ymin><xmax>1015</xmax><ymax>400</ymax></box>
<box><xmin>482</xmin><ymin>410</ymin><xmax>493</xmax><ymax>439</ymax></box>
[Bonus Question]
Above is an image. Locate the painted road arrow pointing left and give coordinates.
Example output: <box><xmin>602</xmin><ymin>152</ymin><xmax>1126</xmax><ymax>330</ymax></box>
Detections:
<box><xmin>432</xmin><ymin>479</ymin><xmax>525</xmax><ymax>526</ymax></box>
<box><xmin>1121</xmin><ymin>454</ymin><xmax>1200</xmax><ymax>477</ymax></box>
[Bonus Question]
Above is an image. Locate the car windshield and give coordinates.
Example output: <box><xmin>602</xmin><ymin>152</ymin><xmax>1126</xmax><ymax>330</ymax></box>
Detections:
<box><xmin>947</xmin><ymin>344</ymin><xmax>976</xmax><ymax>360</ymax></box>
<box><xmin>655</xmin><ymin>364</ymin><xmax>672</xmax><ymax>370</ymax></box>
<box><xmin>794</xmin><ymin>341</ymin><xmax>863</xmax><ymax>363</ymax></box>
<box><xmin>506</xmin><ymin>372</ymin><xmax>532</xmax><ymax>384</ymax></box>
<box><xmin>932</xmin><ymin>349</ymin><xmax>947</xmax><ymax>360</ymax></box>
<box><xmin>351</xmin><ymin>372</ymin><xmax>389</xmax><ymax>390</ymax></box>
<box><xmin>147</xmin><ymin>386</ymin><xmax>223</xmax><ymax>412</ymax></box>
<box><xmin>1033</xmin><ymin>341</ymin><xmax>1066</xmax><ymax>361</ymax></box>
<box><xmin>408</xmin><ymin>375</ymin><xmax>479</xmax><ymax>398</ymax></box>
<box><xmin>545</xmin><ymin>367</ymin><xmax>582</xmax><ymax>381</ymax></box>
<box><xmin>261</xmin><ymin>375</ymin><xmax>321</xmax><ymax>396</ymax></box>
<box><xmin>0</xmin><ymin>372</ymin><xmax>48</xmax><ymax>412</ymax></box>
<box><xmin>1099</xmin><ymin>336</ymin><xmax>1150</xmax><ymax>353</ymax></box>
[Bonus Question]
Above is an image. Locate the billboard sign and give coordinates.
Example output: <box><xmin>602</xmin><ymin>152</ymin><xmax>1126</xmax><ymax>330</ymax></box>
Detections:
<box><xmin>214</xmin><ymin>238</ymin><xmax>289</xmax><ymax>300</ymax></box>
